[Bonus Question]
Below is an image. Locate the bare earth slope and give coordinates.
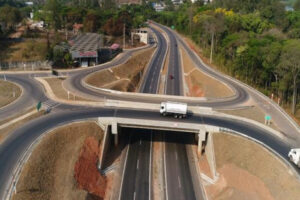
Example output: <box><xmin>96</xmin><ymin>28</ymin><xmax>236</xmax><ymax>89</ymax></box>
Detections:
<box><xmin>12</xmin><ymin>121</ymin><xmax>103</xmax><ymax>200</ymax></box>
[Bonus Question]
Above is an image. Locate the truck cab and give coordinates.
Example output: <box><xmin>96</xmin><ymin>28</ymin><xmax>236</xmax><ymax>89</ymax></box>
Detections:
<box><xmin>288</xmin><ymin>148</ymin><xmax>300</xmax><ymax>167</ymax></box>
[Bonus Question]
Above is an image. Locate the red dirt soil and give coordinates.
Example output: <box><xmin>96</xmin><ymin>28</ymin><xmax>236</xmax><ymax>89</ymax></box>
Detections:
<box><xmin>74</xmin><ymin>137</ymin><xmax>107</xmax><ymax>199</ymax></box>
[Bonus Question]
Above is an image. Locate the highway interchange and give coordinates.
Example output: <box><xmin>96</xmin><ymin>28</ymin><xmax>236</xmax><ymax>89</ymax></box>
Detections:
<box><xmin>0</xmin><ymin>23</ymin><xmax>300</xmax><ymax>200</ymax></box>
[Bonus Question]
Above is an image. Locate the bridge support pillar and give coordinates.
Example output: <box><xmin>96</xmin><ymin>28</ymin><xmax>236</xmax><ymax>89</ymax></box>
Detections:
<box><xmin>98</xmin><ymin>125</ymin><xmax>111</xmax><ymax>171</ymax></box>
<box><xmin>114</xmin><ymin>134</ymin><xmax>118</xmax><ymax>146</ymax></box>
<box><xmin>198</xmin><ymin>129</ymin><xmax>206</xmax><ymax>154</ymax></box>
<box><xmin>205</xmin><ymin>132</ymin><xmax>218</xmax><ymax>181</ymax></box>
<box><xmin>111</xmin><ymin>122</ymin><xmax>118</xmax><ymax>146</ymax></box>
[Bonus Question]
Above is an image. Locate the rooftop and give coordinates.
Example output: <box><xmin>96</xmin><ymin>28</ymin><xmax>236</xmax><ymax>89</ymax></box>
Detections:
<box><xmin>70</xmin><ymin>33</ymin><xmax>102</xmax><ymax>53</ymax></box>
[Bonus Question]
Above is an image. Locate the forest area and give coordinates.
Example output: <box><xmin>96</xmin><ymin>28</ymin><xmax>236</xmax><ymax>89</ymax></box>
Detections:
<box><xmin>154</xmin><ymin>0</ymin><xmax>300</xmax><ymax>116</ymax></box>
<box><xmin>1</xmin><ymin>0</ymin><xmax>300</xmax><ymax>116</ymax></box>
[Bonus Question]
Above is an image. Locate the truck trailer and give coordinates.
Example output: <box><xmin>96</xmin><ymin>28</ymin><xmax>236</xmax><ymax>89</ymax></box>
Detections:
<box><xmin>160</xmin><ymin>102</ymin><xmax>188</xmax><ymax>118</ymax></box>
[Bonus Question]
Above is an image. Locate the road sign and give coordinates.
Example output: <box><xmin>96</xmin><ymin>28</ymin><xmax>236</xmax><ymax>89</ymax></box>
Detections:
<box><xmin>36</xmin><ymin>101</ymin><xmax>42</xmax><ymax>111</ymax></box>
<box><xmin>171</xmin><ymin>25</ymin><xmax>175</xmax><ymax>30</ymax></box>
<box><xmin>265</xmin><ymin>115</ymin><xmax>271</xmax><ymax>121</ymax></box>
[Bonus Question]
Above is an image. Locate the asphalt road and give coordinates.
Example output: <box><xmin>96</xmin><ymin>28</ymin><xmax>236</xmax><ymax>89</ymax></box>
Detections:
<box><xmin>119</xmin><ymin>26</ymin><xmax>167</xmax><ymax>200</ymax></box>
<box><xmin>163</xmin><ymin>26</ymin><xmax>182</xmax><ymax>96</ymax></box>
<box><xmin>139</xmin><ymin>27</ymin><xmax>168</xmax><ymax>94</ymax></box>
<box><xmin>164</xmin><ymin>132</ymin><xmax>196</xmax><ymax>200</ymax></box>
<box><xmin>0</xmin><ymin>22</ymin><xmax>299</xmax><ymax>200</ymax></box>
<box><xmin>0</xmin><ymin>108</ymin><xmax>295</xmax><ymax>200</ymax></box>
<box><xmin>119</xmin><ymin>129</ymin><xmax>152</xmax><ymax>200</ymax></box>
<box><xmin>158</xmin><ymin>23</ymin><xmax>199</xmax><ymax>200</ymax></box>
<box><xmin>0</xmin><ymin>74</ymin><xmax>48</xmax><ymax>120</ymax></box>
<box><xmin>63</xmin><ymin>25</ymin><xmax>249</xmax><ymax>108</ymax></box>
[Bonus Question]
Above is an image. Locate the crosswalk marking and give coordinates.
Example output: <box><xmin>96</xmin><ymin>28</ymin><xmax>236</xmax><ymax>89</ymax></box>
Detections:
<box><xmin>42</xmin><ymin>100</ymin><xmax>60</xmax><ymax>109</ymax></box>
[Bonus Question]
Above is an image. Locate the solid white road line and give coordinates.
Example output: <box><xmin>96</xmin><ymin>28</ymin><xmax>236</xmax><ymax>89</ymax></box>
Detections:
<box><xmin>118</xmin><ymin>134</ymin><xmax>132</xmax><ymax>200</ymax></box>
<box><xmin>175</xmin><ymin>151</ymin><xmax>178</xmax><ymax>161</ymax></box>
<box><xmin>149</xmin><ymin>131</ymin><xmax>153</xmax><ymax>200</ymax></box>
<box><xmin>178</xmin><ymin>176</ymin><xmax>181</xmax><ymax>188</ymax></box>
<box><xmin>133</xmin><ymin>191</ymin><xmax>136</xmax><ymax>200</ymax></box>
<box><xmin>163</xmin><ymin>134</ymin><xmax>169</xmax><ymax>200</ymax></box>
<box><xmin>137</xmin><ymin>159</ymin><xmax>139</xmax><ymax>170</ymax></box>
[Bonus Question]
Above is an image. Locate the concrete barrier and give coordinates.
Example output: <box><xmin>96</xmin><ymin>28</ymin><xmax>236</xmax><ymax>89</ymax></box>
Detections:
<box><xmin>98</xmin><ymin>125</ymin><xmax>112</xmax><ymax>171</ymax></box>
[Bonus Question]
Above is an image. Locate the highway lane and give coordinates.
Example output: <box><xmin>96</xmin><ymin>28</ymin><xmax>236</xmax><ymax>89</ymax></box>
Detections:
<box><xmin>0</xmin><ymin>37</ymin><xmax>154</xmax><ymax>121</ymax></box>
<box><xmin>0</xmin><ymin>75</ymin><xmax>48</xmax><ymax>121</ymax></box>
<box><xmin>0</xmin><ymin>108</ymin><xmax>296</xmax><ymax>200</ymax></box>
<box><xmin>1</xmin><ymin>22</ymin><xmax>298</xmax><ymax>200</ymax></box>
<box><xmin>159</xmin><ymin>23</ymin><xmax>199</xmax><ymax>200</ymax></box>
<box><xmin>163</xmin><ymin>26</ymin><xmax>182</xmax><ymax>96</ymax></box>
<box><xmin>164</xmin><ymin>132</ymin><xmax>196</xmax><ymax>200</ymax></box>
<box><xmin>119</xmin><ymin>26</ymin><xmax>167</xmax><ymax>200</ymax></box>
<box><xmin>64</xmin><ymin>29</ymin><xmax>160</xmax><ymax>101</ymax></box>
<box><xmin>119</xmin><ymin>129</ymin><xmax>152</xmax><ymax>200</ymax></box>
<box><xmin>169</xmin><ymin>25</ymin><xmax>300</xmax><ymax>143</ymax></box>
<box><xmin>139</xmin><ymin>27</ymin><xmax>167</xmax><ymax>94</ymax></box>
<box><xmin>64</xmin><ymin>24</ymin><xmax>248</xmax><ymax>108</ymax></box>
<box><xmin>153</xmin><ymin>23</ymin><xmax>249</xmax><ymax>107</ymax></box>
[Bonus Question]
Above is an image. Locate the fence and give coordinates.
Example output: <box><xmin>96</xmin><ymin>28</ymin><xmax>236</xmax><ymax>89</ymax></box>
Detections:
<box><xmin>0</xmin><ymin>61</ymin><xmax>52</xmax><ymax>71</ymax></box>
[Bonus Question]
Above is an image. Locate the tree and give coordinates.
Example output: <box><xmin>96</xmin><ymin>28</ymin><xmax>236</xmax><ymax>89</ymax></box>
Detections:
<box><xmin>278</xmin><ymin>40</ymin><xmax>300</xmax><ymax>114</ymax></box>
<box><xmin>0</xmin><ymin>5</ymin><xmax>22</xmax><ymax>31</ymax></box>
<box><xmin>295</xmin><ymin>0</ymin><xmax>300</xmax><ymax>11</ymax></box>
<box><xmin>44</xmin><ymin>0</ymin><xmax>62</xmax><ymax>31</ymax></box>
<box><xmin>193</xmin><ymin>10</ymin><xmax>225</xmax><ymax>63</ymax></box>
<box><xmin>260</xmin><ymin>1</ymin><xmax>285</xmax><ymax>26</ymax></box>
<box><xmin>83</xmin><ymin>10</ymin><xmax>100</xmax><ymax>32</ymax></box>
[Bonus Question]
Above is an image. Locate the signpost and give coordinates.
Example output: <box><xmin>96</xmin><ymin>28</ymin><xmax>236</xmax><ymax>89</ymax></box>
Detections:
<box><xmin>36</xmin><ymin>101</ymin><xmax>42</xmax><ymax>111</ymax></box>
<box><xmin>265</xmin><ymin>115</ymin><xmax>271</xmax><ymax>125</ymax></box>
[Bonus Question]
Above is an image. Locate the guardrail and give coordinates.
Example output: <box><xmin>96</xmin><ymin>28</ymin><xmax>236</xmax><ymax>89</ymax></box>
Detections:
<box><xmin>5</xmin><ymin>130</ymin><xmax>46</xmax><ymax>200</ymax></box>
<box><xmin>0</xmin><ymin>61</ymin><xmax>52</xmax><ymax>71</ymax></box>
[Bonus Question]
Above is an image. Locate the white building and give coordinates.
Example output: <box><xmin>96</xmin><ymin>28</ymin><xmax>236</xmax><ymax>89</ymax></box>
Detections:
<box><xmin>171</xmin><ymin>0</ymin><xmax>183</xmax><ymax>5</ymax></box>
<box><xmin>25</xmin><ymin>2</ymin><xmax>34</xmax><ymax>6</ymax></box>
<box><xmin>131</xmin><ymin>28</ymin><xmax>149</xmax><ymax>44</ymax></box>
<box><xmin>153</xmin><ymin>2</ymin><xmax>166</xmax><ymax>12</ymax></box>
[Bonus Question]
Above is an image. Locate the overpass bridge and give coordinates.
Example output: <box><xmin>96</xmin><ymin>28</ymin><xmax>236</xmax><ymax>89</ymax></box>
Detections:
<box><xmin>97</xmin><ymin>117</ymin><xmax>220</xmax><ymax>183</ymax></box>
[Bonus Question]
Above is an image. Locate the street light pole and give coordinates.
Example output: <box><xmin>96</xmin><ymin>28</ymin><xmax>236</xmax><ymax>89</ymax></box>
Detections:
<box><xmin>123</xmin><ymin>23</ymin><xmax>126</xmax><ymax>49</ymax></box>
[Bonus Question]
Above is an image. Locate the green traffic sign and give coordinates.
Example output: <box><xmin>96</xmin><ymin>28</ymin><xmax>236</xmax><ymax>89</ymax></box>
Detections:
<box><xmin>265</xmin><ymin>115</ymin><xmax>271</xmax><ymax>121</ymax></box>
<box><xmin>36</xmin><ymin>101</ymin><xmax>42</xmax><ymax>111</ymax></box>
<box><xmin>171</xmin><ymin>25</ymin><xmax>175</xmax><ymax>30</ymax></box>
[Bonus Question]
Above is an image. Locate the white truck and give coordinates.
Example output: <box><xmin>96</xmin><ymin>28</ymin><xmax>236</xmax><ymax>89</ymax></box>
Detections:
<box><xmin>288</xmin><ymin>148</ymin><xmax>300</xmax><ymax>167</ymax></box>
<box><xmin>160</xmin><ymin>102</ymin><xmax>188</xmax><ymax>118</ymax></box>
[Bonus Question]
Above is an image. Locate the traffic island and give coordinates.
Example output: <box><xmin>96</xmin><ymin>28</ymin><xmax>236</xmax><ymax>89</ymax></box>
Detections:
<box><xmin>200</xmin><ymin>132</ymin><xmax>300</xmax><ymax>200</ymax></box>
<box><xmin>0</xmin><ymin>80</ymin><xmax>22</xmax><ymax>108</ymax></box>
<box><xmin>41</xmin><ymin>77</ymin><xmax>91</xmax><ymax>101</ymax></box>
<box><xmin>179</xmin><ymin>46</ymin><xmax>234</xmax><ymax>98</ymax></box>
<box><xmin>85</xmin><ymin>47</ymin><xmax>155</xmax><ymax>92</ymax></box>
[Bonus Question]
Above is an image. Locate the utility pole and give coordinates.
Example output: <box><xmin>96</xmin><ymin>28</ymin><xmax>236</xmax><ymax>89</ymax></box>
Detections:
<box><xmin>210</xmin><ymin>32</ymin><xmax>214</xmax><ymax>64</ymax></box>
<box><xmin>123</xmin><ymin>23</ymin><xmax>126</xmax><ymax>49</ymax></box>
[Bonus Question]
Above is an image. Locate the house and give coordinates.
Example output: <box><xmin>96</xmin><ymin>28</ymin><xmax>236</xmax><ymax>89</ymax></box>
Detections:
<box><xmin>69</xmin><ymin>33</ymin><xmax>103</xmax><ymax>67</ymax></box>
<box><xmin>152</xmin><ymin>2</ymin><xmax>165</xmax><ymax>12</ymax></box>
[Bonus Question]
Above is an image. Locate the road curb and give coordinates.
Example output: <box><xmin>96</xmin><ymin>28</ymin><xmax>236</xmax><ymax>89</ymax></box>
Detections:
<box><xmin>219</xmin><ymin>129</ymin><xmax>300</xmax><ymax>180</ymax></box>
<box><xmin>0</xmin><ymin>80</ymin><xmax>23</xmax><ymax>111</ymax></box>
<box><xmin>173</xmin><ymin>30</ymin><xmax>300</xmax><ymax>134</ymax></box>
<box><xmin>4</xmin><ymin>120</ymin><xmax>99</xmax><ymax>200</ymax></box>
